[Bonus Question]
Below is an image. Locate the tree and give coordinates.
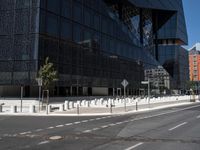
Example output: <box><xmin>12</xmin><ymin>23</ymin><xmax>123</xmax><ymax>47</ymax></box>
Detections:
<box><xmin>38</xmin><ymin>57</ymin><xmax>58</xmax><ymax>90</ymax></box>
<box><xmin>37</xmin><ymin>57</ymin><xmax>58</xmax><ymax>113</ymax></box>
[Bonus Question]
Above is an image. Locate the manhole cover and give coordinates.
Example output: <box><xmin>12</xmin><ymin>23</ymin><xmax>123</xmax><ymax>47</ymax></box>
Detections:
<box><xmin>49</xmin><ymin>136</ymin><xmax>62</xmax><ymax>140</ymax></box>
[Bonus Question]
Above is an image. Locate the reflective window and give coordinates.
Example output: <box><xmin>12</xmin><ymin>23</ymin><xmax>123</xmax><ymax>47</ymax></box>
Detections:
<box><xmin>46</xmin><ymin>13</ymin><xmax>59</xmax><ymax>36</ymax></box>
<box><xmin>73</xmin><ymin>3</ymin><xmax>82</xmax><ymax>23</ymax></box>
<box><xmin>142</xmin><ymin>9</ymin><xmax>153</xmax><ymax>47</ymax></box>
<box><xmin>61</xmin><ymin>19</ymin><xmax>72</xmax><ymax>40</ymax></box>
<box><xmin>61</xmin><ymin>0</ymin><xmax>71</xmax><ymax>18</ymax></box>
<box><xmin>47</xmin><ymin>0</ymin><xmax>60</xmax><ymax>14</ymax></box>
<box><xmin>73</xmin><ymin>24</ymin><xmax>82</xmax><ymax>43</ymax></box>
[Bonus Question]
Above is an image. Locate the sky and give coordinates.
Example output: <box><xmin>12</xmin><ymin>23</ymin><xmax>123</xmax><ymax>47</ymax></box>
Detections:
<box><xmin>183</xmin><ymin>0</ymin><xmax>200</xmax><ymax>49</ymax></box>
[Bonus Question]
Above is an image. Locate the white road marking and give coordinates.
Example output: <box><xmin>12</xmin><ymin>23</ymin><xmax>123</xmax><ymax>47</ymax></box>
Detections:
<box><xmin>37</xmin><ymin>140</ymin><xmax>50</xmax><ymax>145</ymax></box>
<box><xmin>65</xmin><ymin>123</ymin><xmax>73</xmax><ymax>126</ymax></box>
<box><xmin>81</xmin><ymin>120</ymin><xmax>88</xmax><ymax>123</ymax></box>
<box><xmin>124</xmin><ymin>142</ymin><xmax>144</xmax><ymax>150</ymax></box>
<box><xmin>197</xmin><ymin>115</ymin><xmax>200</xmax><ymax>119</ymax></box>
<box><xmin>35</xmin><ymin>129</ymin><xmax>43</xmax><ymax>132</ymax></box>
<box><xmin>74</xmin><ymin>121</ymin><xmax>81</xmax><ymax>124</ymax></box>
<box><xmin>47</xmin><ymin>126</ymin><xmax>54</xmax><ymax>129</ymax></box>
<box><xmin>56</xmin><ymin>125</ymin><xmax>63</xmax><ymax>127</ymax></box>
<box><xmin>108</xmin><ymin>123</ymin><xmax>116</xmax><ymax>126</ymax></box>
<box><xmin>168</xmin><ymin>122</ymin><xmax>187</xmax><ymax>131</ymax></box>
<box><xmin>20</xmin><ymin>131</ymin><xmax>31</xmax><ymax>135</ymax></box>
<box><xmin>82</xmin><ymin>130</ymin><xmax>92</xmax><ymax>133</ymax></box>
<box><xmin>92</xmin><ymin>127</ymin><xmax>100</xmax><ymax>131</ymax></box>
<box><xmin>102</xmin><ymin>125</ymin><xmax>109</xmax><ymax>128</ymax></box>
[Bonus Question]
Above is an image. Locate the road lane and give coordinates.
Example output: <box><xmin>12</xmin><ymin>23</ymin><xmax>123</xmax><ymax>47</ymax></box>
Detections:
<box><xmin>0</xmin><ymin>103</ymin><xmax>200</xmax><ymax>150</ymax></box>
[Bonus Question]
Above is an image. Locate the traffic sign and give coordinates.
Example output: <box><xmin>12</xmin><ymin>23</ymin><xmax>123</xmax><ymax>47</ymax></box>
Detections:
<box><xmin>121</xmin><ymin>79</ymin><xmax>129</xmax><ymax>87</ymax></box>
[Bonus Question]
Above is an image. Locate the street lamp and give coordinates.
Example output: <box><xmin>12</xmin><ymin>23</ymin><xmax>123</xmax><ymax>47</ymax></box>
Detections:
<box><xmin>36</xmin><ymin>78</ymin><xmax>43</xmax><ymax>112</ymax></box>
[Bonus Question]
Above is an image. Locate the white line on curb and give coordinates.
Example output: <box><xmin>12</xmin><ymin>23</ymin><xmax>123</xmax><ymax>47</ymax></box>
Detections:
<box><xmin>168</xmin><ymin>122</ymin><xmax>187</xmax><ymax>131</ymax></box>
<box><xmin>124</xmin><ymin>142</ymin><xmax>144</xmax><ymax>150</ymax></box>
<box><xmin>197</xmin><ymin>115</ymin><xmax>200</xmax><ymax>119</ymax></box>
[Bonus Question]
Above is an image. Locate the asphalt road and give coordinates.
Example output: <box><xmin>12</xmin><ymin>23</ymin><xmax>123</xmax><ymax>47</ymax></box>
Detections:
<box><xmin>0</xmin><ymin>103</ymin><xmax>200</xmax><ymax>150</ymax></box>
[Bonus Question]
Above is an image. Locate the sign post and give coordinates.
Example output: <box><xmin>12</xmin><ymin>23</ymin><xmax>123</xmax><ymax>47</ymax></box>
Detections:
<box><xmin>121</xmin><ymin>79</ymin><xmax>129</xmax><ymax>112</ymax></box>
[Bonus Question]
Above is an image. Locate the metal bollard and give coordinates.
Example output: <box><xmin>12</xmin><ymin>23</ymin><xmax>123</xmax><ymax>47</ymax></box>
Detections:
<box><xmin>0</xmin><ymin>105</ymin><xmax>2</xmax><ymax>112</ymax></box>
<box><xmin>136</xmin><ymin>102</ymin><xmax>138</xmax><ymax>111</ymax></box>
<box><xmin>29</xmin><ymin>105</ymin><xmax>36</xmax><ymax>113</ymax></box>
<box><xmin>11</xmin><ymin>106</ymin><xmax>17</xmax><ymax>113</ymax></box>
<box><xmin>77</xmin><ymin>104</ymin><xmax>80</xmax><ymax>114</ymax></box>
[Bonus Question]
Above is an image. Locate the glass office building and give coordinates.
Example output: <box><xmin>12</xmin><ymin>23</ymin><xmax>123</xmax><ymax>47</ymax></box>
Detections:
<box><xmin>0</xmin><ymin>0</ymin><xmax>188</xmax><ymax>96</ymax></box>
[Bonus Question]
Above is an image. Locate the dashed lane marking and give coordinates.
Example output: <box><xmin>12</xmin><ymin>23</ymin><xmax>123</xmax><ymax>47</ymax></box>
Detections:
<box><xmin>35</xmin><ymin>129</ymin><xmax>43</xmax><ymax>132</ymax></box>
<box><xmin>124</xmin><ymin>142</ymin><xmax>144</xmax><ymax>150</ymax></box>
<box><xmin>56</xmin><ymin>125</ymin><xmax>64</xmax><ymax>128</ymax></box>
<box><xmin>82</xmin><ymin>130</ymin><xmax>92</xmax><ymax>133</ymax></box>
<box><xmin>37</xmin><ymin>140</ymin><xmax>50</xmax><ymax>145</ymax></box>
<box><xmin>168</xmin><ymin>122</ymin><xmax>187</xmax><ymax>131</ymax></box>
<box><xmin>47</xmin><ymin>127</ymin><xmax>54</xmax><ymax>129</ymax></box>
<box><xmin>65</xmin><ymin>123</ymin><xmax>73</xmax><ymax>126</ymax></box>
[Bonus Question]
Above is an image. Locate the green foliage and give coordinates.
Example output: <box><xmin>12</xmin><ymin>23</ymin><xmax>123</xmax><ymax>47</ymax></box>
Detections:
<box><xmin>38</xmin><ymin>57</ymin><xmax>58</xmax><ymax>90</ymax></box>
<box><xmin>187</xmin><ymin>80</ymin><xmax>195</xmax><ymax>91</ymax></box>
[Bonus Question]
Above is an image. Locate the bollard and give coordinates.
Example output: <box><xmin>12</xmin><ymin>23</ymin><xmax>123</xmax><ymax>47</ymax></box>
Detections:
<box><xmin>29</xmin><ymin>105</ymin><xmax>36</xmax><ymax>113</ymax></box>
<box><xmin>87</xmin><ymin>101</ymin><xmax>90</xmax><ymax>107</ymax></box>
<box><xmin>77</xmin><ymin>104</ymin><xmax>80</xmax><ymax>114</ymax></box>
<box><xmin>110</xmin><ymin>103</ymin><xmax>112</xmax><ymax>113</ymax></box>
<box><xmin>136</xmin><ymin>102</ymin><xmax>138</xmax><ymax>111</ymax></box>
<box><xmin>0</xmin><ymin>105</ymin><xmax>2</xmax><ymax>112</ymax></box>
<box><xmin>59</xmin><ymin>104</ymin><xmax>64</xmax><ymax>111</ymax></box>
<box><xmin>11</xmin><ymin>106</ymin><xmax>17</xmax><ymax>113</ymax></box>
<box><xmin>64</xmin><ymin>101</ymin><xmax>69</xmax><ymax>110</ymax></box>
<box><xmin>48</xmin><ymin>105</ymin><xmax>52</xmax><ymax>113</ymax></box>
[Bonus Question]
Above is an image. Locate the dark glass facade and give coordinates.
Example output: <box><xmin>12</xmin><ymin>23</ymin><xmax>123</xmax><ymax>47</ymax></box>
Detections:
<box><xmin>0</xmin><ymin>0</ymin><xmax>188</xmax><ymax>96</ymax></box>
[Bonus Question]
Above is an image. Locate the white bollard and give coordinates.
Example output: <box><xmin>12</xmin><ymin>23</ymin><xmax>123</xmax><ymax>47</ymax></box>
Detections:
<box><xmin>11</xmin><ymin>106</ymin><xmax>17</xmax><ymax>113</ymax></box>
<box><xmin>64</xmin><ymin>101</ymin><xmax>69</xmax><ymax>110</ymax></box>
<box><xmin>87</xmin><ymin>101</ymin><xmax>90</xmax><ymax>107</ymax></box>
<box><xmin>59</xmin><ymin>104</ymin><xmax>64</xmax><ymax>111</ymax></box>
<box><xmin>48</xmin><ymin>105</ymin><xmax>52</xmax><ymax>113</ymax></box>
<box><xmin>29</xmin><ymin>105</ymin><xmax>36</xmax><ymax>113</ymax></box>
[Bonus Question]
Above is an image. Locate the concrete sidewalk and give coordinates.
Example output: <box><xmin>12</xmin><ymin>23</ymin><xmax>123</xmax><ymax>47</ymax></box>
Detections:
<box><xmin>0</xmin><ymin>100</ymin><xmax>199</xmax><ymax>116</ymax></box>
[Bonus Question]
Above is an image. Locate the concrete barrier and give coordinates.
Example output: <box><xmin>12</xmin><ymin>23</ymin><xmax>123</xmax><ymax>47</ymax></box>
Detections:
<box><xmin>11</xmin><ymin>106</ymin><xmax>17</xmax><ymax>113</ymax></box>
<box><xmin>29</xmin><ymin>105</ymin><xmax>36</xmax><ymax>113</ymax></box>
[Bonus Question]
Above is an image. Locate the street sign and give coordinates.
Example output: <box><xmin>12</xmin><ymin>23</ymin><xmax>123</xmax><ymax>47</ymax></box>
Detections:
<box><xmin>121</xmin><ymin>79</ymin><xmax>129</xmax><ymax>87</ymax></box>
<box><xmin>141</xmin><ymin>81</ymin><xmax>149</xmax><ymax>84</ymax></box>
<box><xmin>36</xmin><ymin>78</ymin><xmax>43</xmax><ymax>86</ymax></box>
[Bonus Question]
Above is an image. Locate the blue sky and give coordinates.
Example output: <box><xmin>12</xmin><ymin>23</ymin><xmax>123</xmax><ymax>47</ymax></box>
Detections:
<box><xmin>183</xmin><ymin>0</ymin><xmax>200</xmax><ymax>49</ymax></box>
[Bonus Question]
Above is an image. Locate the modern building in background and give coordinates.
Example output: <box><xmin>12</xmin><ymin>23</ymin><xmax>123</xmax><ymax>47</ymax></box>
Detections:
<box><xmin>0</xmin><ymin>0</ymin><xmax>188</xmax><ymax>97</ymax></box>
<box><xmin>189</xmin><ymin>43</ymin><xmax>200</xmax><ymax>81</ymax></box>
